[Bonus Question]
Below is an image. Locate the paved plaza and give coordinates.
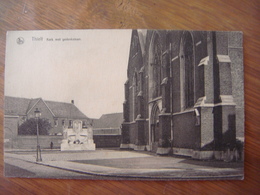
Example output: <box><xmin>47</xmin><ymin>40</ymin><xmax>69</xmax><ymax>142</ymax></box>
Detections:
<box><xmin>4</xmin><ymin>149</ymin><xmax>243</xmax><ymax>180</ymax></box>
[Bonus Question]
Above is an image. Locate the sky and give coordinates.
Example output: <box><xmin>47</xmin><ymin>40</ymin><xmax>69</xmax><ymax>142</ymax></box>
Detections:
<box><xmin>5</xmin><ymin>29</ymin><xmax>132</xmax><ymax>118</ymax></box>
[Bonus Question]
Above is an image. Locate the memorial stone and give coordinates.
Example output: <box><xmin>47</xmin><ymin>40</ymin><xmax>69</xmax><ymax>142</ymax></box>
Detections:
<box><xmin>61</xmin><ymin>120</ymin><xmax>95</xmax><ymax>151</ymax></box>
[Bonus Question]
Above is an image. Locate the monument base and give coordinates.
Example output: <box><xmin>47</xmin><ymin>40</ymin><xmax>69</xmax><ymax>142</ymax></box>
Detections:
<box><xmin>60</xmin><ymin>139</ymin><xmax>96</xmax><ymax>151</ymax></box>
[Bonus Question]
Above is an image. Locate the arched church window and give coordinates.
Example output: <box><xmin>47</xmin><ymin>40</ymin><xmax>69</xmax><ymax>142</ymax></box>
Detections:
<box><xmin>132</xmin><ymin>72</ymin><xmax>138</xmax><ymax>121</ymax></box>
<box><xmin>180</xmin><ymin>31</ymin><xmax>195</xmax><ymax>109</ymax></box>
<box><xmin>152</xmin><ymin>36</ymin><xmax>162</xmax><ymax>98</ymax></box>
<box><xmin>131</xmin><ymin>35</ymin><xmax>139</xmax><ymax>56</ymax></box>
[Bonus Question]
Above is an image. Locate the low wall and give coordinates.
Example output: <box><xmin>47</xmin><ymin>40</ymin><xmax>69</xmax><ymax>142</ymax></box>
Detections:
<box><xmin>172</xmin><ymin>111</ymin><xmax>199</xmax><ymax>149</ymax></box>
<box><xmin>93</xmin><ymin>135</ymin><xmax>121</xmax><ymax>148</ymax></box>
<box><xmin>5</xmin><ymin>135</ymin><xmax>63</xmax><ymax>149</ymax></box>
<box><xmin>5</xmin><ymin>135</ymin><xmax>122</xmax><ymax>149</ymax></box>
<box><xmin>93</xmin><ymin>128</ymin><xmax>120</xmax><ymax>135</ymax></box>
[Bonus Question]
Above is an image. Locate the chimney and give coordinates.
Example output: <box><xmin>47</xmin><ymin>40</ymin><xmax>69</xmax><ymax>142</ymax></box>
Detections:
<box><xmin>71</xmin><ymin>100</ymin><xmax>74</xmax><ymax>104</ymax></box>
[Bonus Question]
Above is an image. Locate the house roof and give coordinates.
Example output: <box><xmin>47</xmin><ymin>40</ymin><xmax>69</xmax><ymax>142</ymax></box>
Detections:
<box><xmin>4</xmin><ymin>96</ymin><xmax>88</xmax><ymax>119</ymax></box>
<box><xmin>93</xmin><ymin>113</ymin><xmax>123</xmax><ymax>129</ymax></box>
<box><xmin>45</xmin><ymin>100</ymin><xmax>87</xmax><ymax>119</ymax></box>
<box><xmin>26</xmin><ymin>98</ymin><xmax>41</xmax><ymax>114</ymax></box>
<box><xmin>5</xmin><ymin>96</ymin><xmax>31</xmax><ymax>116</ymax></box>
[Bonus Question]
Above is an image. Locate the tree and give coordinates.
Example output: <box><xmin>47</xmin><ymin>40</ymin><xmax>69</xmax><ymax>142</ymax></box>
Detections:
<box><xmin>18</xmin><ymin>118</ymin><xmax>52</xmax><ymax>135</ymax></box>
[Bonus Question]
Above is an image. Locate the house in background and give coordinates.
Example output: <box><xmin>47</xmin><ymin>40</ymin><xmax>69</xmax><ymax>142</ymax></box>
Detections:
<box><xmin>4</xmin><ymin>96</ymin><xmax>90</xmax><ymax>149</ymax></box>
<box><xmin>92</xmin><ymin>113</ymin><xmax>123</xmax><ymax>148</ymax></box>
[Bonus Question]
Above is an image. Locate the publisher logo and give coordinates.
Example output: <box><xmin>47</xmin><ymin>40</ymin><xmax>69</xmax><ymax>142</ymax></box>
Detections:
<box><xmin>17</xmin><ymin>37</ymin><xmax>24</xmax><ymax>45</ymax></box>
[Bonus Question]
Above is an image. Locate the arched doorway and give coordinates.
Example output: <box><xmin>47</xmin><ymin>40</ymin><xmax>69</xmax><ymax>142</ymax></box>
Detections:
<box><xmin>150</xmin><ymin>103</ymin><xmax>160</xmax><ymax>152</ymax></box>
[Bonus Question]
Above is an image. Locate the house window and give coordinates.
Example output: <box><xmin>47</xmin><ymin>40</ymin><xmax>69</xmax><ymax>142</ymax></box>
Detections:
<box><xmin>83</xmin><ymin>121</ymin><xmax>87</xmax><ymax>128</ymax></box>
<box><xmin>69</xmin><ymin>120</ymin><xmax>73</xmax><ymax>128</ymax></box>
<box><xmin>54</xmin><ymin>118</ymin><xmax>58</xmax><ymax>127</ymax></box>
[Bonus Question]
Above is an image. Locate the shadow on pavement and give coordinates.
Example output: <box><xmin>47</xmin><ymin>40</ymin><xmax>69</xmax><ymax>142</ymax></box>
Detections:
<box><xmin>4</xmin><ymin>163</ymin><xmax>36</xmax><ymax>177</ymax></box>
<box><xmin>180</xmin><ymin>159</ymin><xmax>243</xmax><ymax>168</ymax></box>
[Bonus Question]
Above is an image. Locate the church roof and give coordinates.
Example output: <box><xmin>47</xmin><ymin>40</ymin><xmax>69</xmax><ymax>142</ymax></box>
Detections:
<box><xmin>4</xmin><ymin>96</ymin><xmax>88</xmax><ymax>119</ymax></box>
<box><xmin>137</xmin><ymin>30</ymin><xmax>147</xmax><ymax>55</ymax></box>
<box><xmin>93</xmin><ymin>113</ymin><xmax>123</xmax><ymax>129</ymax></box>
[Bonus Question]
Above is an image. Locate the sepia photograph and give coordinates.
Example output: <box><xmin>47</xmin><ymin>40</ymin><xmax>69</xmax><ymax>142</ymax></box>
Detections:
<box><xmin>4</xmin><ymin>29</ymin><xmax>244</xmax><ymax>180</ymax></box>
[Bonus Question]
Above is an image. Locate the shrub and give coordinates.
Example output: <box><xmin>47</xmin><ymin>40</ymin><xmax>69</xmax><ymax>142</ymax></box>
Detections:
<box><xmin>18</xmin><ymin>118</ymin><xmax>52</xmax><ymax>135</ymax></box>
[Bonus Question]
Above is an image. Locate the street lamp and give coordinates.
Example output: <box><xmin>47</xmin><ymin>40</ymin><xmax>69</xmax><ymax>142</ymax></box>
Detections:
<box><xmin>35</xmin><ymin>108</ymin><xmax>42</xmax><ymax>162</ymax></box>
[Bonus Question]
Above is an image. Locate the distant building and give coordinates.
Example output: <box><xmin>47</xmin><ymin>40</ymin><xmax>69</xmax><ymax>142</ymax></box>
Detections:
<box><xmin>92</xmin><ymin>113</ymin><xmax>123</xmax><ymax>148</ymax></box>
<box><xmin>121</xmin><ymin>30</ymin><xmax>244</xmax><ymax>160</ymax></box>
<box><xmin>4</xmin><ymin>96</ymin><xmax>90</xmax><ymax>149</ymax></box>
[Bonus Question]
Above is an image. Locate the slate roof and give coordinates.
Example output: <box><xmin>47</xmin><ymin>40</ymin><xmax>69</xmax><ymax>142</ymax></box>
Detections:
<box><xmin>45</xmin><ymin>100</ymin><xmax>87</xmax><ymax>119</ymax></box>
<box><xmin>4</xmin><ymin>96</ymin><xmax>88</xmax><ymax>119</ymax></box>
<box><xmin>93</xmin><ymin>113</ymin><xmax>123</xmax><ymax>129</ymax></box>
<box><xmin>26</xmin><ymin>98</ymin><xmax>40</xmax><ymax>114</ymax></box>
<box><xmin>5</xmin><ymin>96</ymin><xmax>31</xmax><ymax>116</ymax></box>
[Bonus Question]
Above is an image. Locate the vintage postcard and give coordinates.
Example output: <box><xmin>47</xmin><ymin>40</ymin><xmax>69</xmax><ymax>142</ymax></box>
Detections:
<box><xmin>4</xmin><ymin>29</ymin><xmax>244</xmax><ymax>180</ymax></box>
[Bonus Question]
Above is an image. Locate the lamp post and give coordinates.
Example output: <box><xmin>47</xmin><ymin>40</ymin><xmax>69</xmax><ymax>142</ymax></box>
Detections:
<box><xmin>35</xmin><ymin>108</ymin><xmax>42</xmax><ymax>162</ymax></box>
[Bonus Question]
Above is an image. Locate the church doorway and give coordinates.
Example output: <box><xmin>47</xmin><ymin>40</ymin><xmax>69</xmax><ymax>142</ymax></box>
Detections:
<box><xmin>150</xmin><ymin>103</ymin><xmax>160</xmax><ymax>153</ymax></box>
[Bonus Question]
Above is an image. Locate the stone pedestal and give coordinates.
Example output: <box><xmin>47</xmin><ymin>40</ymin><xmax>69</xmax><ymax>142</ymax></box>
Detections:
<box><xmin>61</xmin><ymin>139</ymin><xmax>95</xmax><ymax>151</ymax></box>
<box><xmin>60</xmin><ymin>120</ymin><xmax>95</xmax><ymax>151</ymax></box>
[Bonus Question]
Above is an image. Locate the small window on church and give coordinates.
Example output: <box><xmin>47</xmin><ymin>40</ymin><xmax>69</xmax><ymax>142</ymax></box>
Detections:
<box><xmin>62</xmin><ymin>120</ymin><xmax>65</xmax><ymax>126</ymax></box>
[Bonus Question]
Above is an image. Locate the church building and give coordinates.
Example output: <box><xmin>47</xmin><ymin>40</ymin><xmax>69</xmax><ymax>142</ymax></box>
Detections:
<box><xmin>121</xmin><ymin>30</ymin><xmax>244</xmax><ymax>160</ymax></box>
